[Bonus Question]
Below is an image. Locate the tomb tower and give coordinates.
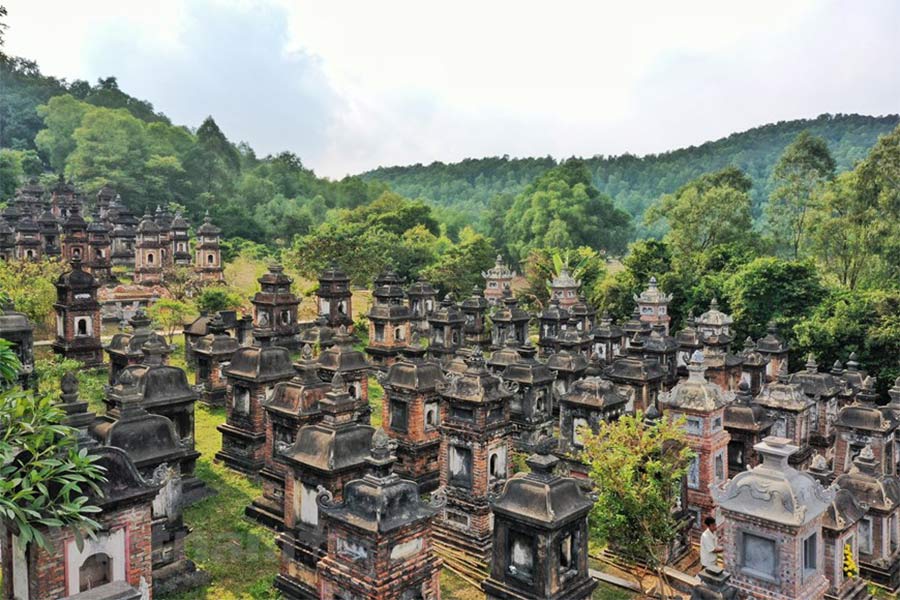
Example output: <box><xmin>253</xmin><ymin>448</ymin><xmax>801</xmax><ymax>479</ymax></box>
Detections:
<box><xmin>483</xmin><ymin>444</ymin><xmax>598</xmax><ymax>600</ymax></box>
<box><xmin>381</xmin><ymin>335</ymin><xmax>446</xmax><ymax>492</ymax></box>
<box><xmin>316</xmin><ymin>430</ymin><xmax>443</xmax><ymax>600</ymax></box>
<box><xmin>434</xmin><ymin>349</ymin><xmax>513</xmax><ymax>562</ymax></box>
<box><xmin>216</xmin><ymin>329</ymin><xmax>296</xmax><ymax>475</ymax></box>
<box><xmin>52</xmin><ymin>258</ymin><xmax>104</xmax><ymax>366</ymax></box>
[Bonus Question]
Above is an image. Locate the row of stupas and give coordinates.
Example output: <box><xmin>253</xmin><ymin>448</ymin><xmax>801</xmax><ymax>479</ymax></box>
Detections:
<box><xmin>176</xmin><ymin>258</ymin><xmax>896</xmax><ymax>600</ymax></box>
<box><xmin>0</xmin><ymin>178</ymin><xmax>224</xmax><ymax>284</ymax></box>
<box><xmin>6</xmin><ymin>249</ymin><xmax>900</xmax><ymax>599</ymax></box>
<box><xmin>2</xmin><ymin>257</ymin><xmax>599</xmax><ymax>600</ymax></box>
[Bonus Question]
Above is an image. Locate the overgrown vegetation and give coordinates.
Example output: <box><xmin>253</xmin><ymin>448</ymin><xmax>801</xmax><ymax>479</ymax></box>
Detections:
<box><xmin>579</xmin><ymin>413</ymin><xmax>693</xmax><ymax>596</ymax></box>
<box><xmin>0</xmin><ymin>340</ymin><xmax>106</xmax><ymax>552</ymax></box>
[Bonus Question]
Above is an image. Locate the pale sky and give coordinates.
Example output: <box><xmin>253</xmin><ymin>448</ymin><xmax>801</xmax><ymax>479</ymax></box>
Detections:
<box><xmin>4</xmin><ymin>1</ymin><xmax>899</xmax><ymax>178</ymax></box>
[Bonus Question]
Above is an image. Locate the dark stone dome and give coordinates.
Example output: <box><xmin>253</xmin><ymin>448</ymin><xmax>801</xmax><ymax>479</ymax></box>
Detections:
<box><xmin>225</xmin><ymin>343</ymin><xmax>295</xmax><ymax>382</ymax></box>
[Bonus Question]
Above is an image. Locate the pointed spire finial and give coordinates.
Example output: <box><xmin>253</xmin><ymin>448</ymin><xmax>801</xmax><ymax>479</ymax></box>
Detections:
<box><xmin>330</xmin><ymin>371</ymin><xmax>347</xmax><ymax>392</ymax></box>
<box><xmin>777</xmin><ymin>360</ymin><xmax>789</xmax><ymax>383</ymax></box>
<box><xmin>806</xmin><ymin>354</ymin><xmax>818</xmax><ymax>373</ymax></box>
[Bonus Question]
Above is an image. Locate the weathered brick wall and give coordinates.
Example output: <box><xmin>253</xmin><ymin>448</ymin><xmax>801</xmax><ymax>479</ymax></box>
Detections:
<box><xmin>833</xmin><ymin>427</ymin><xmax>892</xmax><ymax>476</ymax></box>
<box><xmin>722</xmin><ymin>511</ymin><xmax>828</xmax><ymax>600</ymax></box>
<box><xmin>681</xmin><ymin>407</ymin><xmax>730</xmax><ymax>541</ymax></box>
<box><xmin>438</xmin><ymin>416</ymin><xmax>510</xmax><ymax>547</ymax></box>
<box><xmin>2</xmin><ymin>502</ymin><xmax>153</xmax><ymax>600</ymax></box>
<box><xmin>224</xmin><ymin>378</ymin><xmax>267</xmax><ymax>436</ymax></box>
<box><xmin>279</xmin><ymin>464</ymin><xmax>369</xmax><ymax>596</ymax></box>
<box><xmin>54</xmin><ymin>307</ymin><xmax>104</xmax><ymax>364</ymax></box>
<box><xmin>318</xmin><ymin>520</ymin><xmax>442</xmax><ymax>600</ymax></box>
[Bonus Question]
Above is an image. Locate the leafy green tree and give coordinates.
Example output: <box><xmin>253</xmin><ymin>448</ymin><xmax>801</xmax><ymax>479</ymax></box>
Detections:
<box><xmin>647</xmin><ymin>167</ymin><xmax>756</xmax><ymax>265</ymax></box>
<box><xmin>807</xmin><ymin>171</ymin><xmax>879</xmax><ymax>289</ymax></box>
<box><xmin>621</xmin><ymin>239</ymin><xmax>672</xmax><ymax>287</ymax></box>
<box><xmin>147</xmin><ymin>298</ymin><xmax>193</xmax><ymax>343</ymax></box>
<box><xmin>0</xmin><ymin>148</ymin><xmax>41</xmax><ymax>196</ymax></box>
<box><xmin>80</xmin><ymin>76</ymin><xmax>168</xmax><ymax>124</ymax></box>
<box><xmin>145</xmin><ymin>121</ymin><xmax>194</xmax><ymax>158</ymax></box>
<box><xmin>593</xmin><ymin>239</ymin><xmax>675</xmax><ymax>322</ymax></box>
<box><xmin>484</xmin><ymin>192</ymin><xmax>515</xmax><ymax>244</ymax></box>
<box><xmin>502</xmin><ymin>159</ymin><xmax>631</xmax><ymax>261</ymax></box>
<box><xmin>392</xmin><ymin>225</ymin><xmax>445</xmax><ymax>282</ymax></box>
<box><xmin>34</xmin><ymin>94</ymin><xmax>89</xmax><ymax>171</ymax></box>
<box><xmin>196</xmin><ymin>287</ymin><xmax>244</xmax><ymax>314</ymax></box>
<box><xmin>252</xmin><ymin>194</ymin><xmax>314</xmax><ymax>245</ymax></box>
<box><xmin>854</xmin><ymin>125</ymin><xmax>900</xmax><ymax>281</ymax></box>
<box><xmin>196</xmin><ymin>116</ymin><xmax>241</xmax><ymax>173</ymax></box>
<box><xmin>18</xmin><ymin>148</ymin><xmax>42</xmax><ymax>176</ymax></box>
<box><xmin>767</xmin><ymin>131</ymin><xmax>836</xmax><ymax>258</ymax></box>
<box><xmin>340</xmin><ymin>191</ymin><xmax>439</xmax><ymax>237</ymax></box>
<box><xmin>0</xmin><ymin>258</ymin><xmax>66</xmax><ymax>326</ymax></box>
<box><xmin>0</xmin><ymin>347</ymin><xmax>106</xmax><ymax>550</ymax></box>
<box><xmin>364</xmin><ymin>115</ymin><xmax>898</xmax><ymax>236</ymax></box>
<box><xmin>209</xmin><ymin>198</ymin><xmax>267</xmax><ymax>243</ymax></box>
<box><xmin>723</xmin><ymin>257</ymin><xmax>823</xmax><ymax>343</ymax></box>
<box><xmin>0</xmin><ymin>147</ymin><xmax>22</xmax><ymax>197</ymax></box>
<box><xmin>520</xmin><ymin>246</ymin><xmax>606</xmax><ymax>310</ymax></box>
<box><xmin>181</xmin><ymin>116</ymin><xmax>240</xmax><ymax>205</ymax></box>
<box><xmin>66</xmin><ymin>106</ymin><xmax>149</xmax><ymax>199</ymax></box>
<box><xmin>593</xmin><ymin>270</ymin><xmax>641</xmax><ymax>322</ymax></box>
<box><xmin>421</xmin><ymin>227</ymin><xmax>496</xmax><ymax>297</ymax></box>
<box><xmin>159</xmin><ymin>265</ymin><xmax>201</xmax><ymax>302</ymax></box>
<box><xmin>144</xmin><ymin>155</ymin><xmax>187</xmax><ymax>210</ymax></box>
<box><xmin>287</xmin><ymin>221</ymin><xmax>396</xmax><ymax>286</ymax></box>
<box><xmin>579</xmin><ymin>412</ymin><xmax>693</xmax><ymax>594</ymax></box>
<box><xmin>794</xmin><ymin>288</ymin><xmax>900</xmax><ymax>397</ymax></box>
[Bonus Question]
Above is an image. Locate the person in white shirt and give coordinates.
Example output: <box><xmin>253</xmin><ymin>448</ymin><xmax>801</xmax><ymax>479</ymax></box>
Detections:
<box><xmin>700</xmin><ymin>516</ymin><xmax>723</xmax><ymax>570</ymax></box>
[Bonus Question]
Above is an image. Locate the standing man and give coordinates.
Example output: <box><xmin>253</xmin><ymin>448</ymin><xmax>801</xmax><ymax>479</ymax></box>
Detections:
<box><xmin>700</xmin><ymin>516</ymin><xmax>723</xmax><ymax>570</ymax></box>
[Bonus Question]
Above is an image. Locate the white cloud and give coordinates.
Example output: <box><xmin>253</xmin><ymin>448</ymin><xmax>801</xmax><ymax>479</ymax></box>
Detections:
<box><xmin>4</xmin><ymin>0</ymin><xmax>898</xmax><ymax>178</ymax></box>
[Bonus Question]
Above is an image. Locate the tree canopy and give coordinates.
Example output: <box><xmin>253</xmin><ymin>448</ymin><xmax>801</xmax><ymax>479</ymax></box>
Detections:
<box><xmin>364</xmin><ymin>114</ymin><xmax>899</xmax><ymax>238</ymax></box>
<box><xmin>579</xmin><ymin>412</ymin><xmax>693</xmax><ymax>592</ymax></box>
<box><xmin>493</xmin><ymin>158</ymin><xmax>631</xmax><ymax>262</ymax></box>
<box><xmin>767</xmin><ymin>131</ymin><xmax>836</xmax><ymax>258</ymax></box>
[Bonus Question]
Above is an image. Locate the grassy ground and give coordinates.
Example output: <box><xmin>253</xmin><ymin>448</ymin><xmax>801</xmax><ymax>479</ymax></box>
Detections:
<box><xmin>438</xmin><ymin>569</ymin><xmax>635</xmax><ymax>600</ymax></box>
<box><xmin>167</xmin><ymin>339</ymin><xmax>282</xmax><ymax>599</ymax></box>
<box><xmin>165</xmin><ymin>404</ymin><xmax>280</xmax><ymax>599</ymax></box>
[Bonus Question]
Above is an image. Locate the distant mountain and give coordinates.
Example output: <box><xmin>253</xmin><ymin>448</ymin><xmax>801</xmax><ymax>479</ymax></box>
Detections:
<box><xmin>362</xmin><ymin>113</ymin><xmax>900</xmax><ymax>237</ymax></box>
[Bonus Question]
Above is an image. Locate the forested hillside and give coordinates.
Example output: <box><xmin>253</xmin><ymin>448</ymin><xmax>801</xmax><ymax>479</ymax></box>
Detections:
<box><xmin>363</xmin><ymin>113</ymin><xmax>899</xmax><ymax>237</ymax></box>
<box><xmin>4</xmin><ymin>49</ymin><xmax>896</xmax><ymax>244</ymax></box>
<box><xmin>0</xmin><ymin>51</ymin><xmax>500</xmax><ymax>296</ymax></box>
<box><xmin>0</xmin><ymin>54</ymin><xmax>391</xmax><ymax>245</ymax></box>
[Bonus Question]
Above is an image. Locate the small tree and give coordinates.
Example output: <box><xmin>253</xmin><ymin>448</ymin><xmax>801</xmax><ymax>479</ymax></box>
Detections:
<box><xmin>0</xmin><ymin>339</ymin><xmax>106</xmax><ymax>549</ymax></box>
<box><xmin>196</xmin><ymin>287</ymin><xmax>244</xmax><ymax>314</ymax></box>
<box><xmin>579</xmin><ymin>412</ymin><xmax>693</xmax><ymax>595</ymax></box>
<box><xmin>160</xmin><ymin>265</ymin><xmax>201</xmax><ymax>302</ymax></box>
<box><xmin>768</xmin><ymin>131</ymin><xmax>836</xmax><ymax>259</ymax></box>
<box><xmin>0</xmin><ymin>258</ymin><xmax>68</xmax><ymax>327</ymax></box>
<box><xmin>147</xmin><ymin>298</ymin><xmax>193</xmax><ymax>343</ymax></box>
<box><xmin>520</xmin><ymin>246</ymin><xmax>606</xmax><ymax>310</ymax></box>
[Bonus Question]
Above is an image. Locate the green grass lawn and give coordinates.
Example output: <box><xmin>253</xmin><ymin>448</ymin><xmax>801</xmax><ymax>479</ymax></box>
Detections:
<box><xmin>164</xmin><ymin>403</ymin><xmax>280</xmax><ymax>599</ymax></box>
<box><xmin>165</xmin><ymin>339</ymin><xmax>281</xmax><ymax>599</ymax></box>
<box><xmin>437</xmin><ymin>570</ymin><xmax>635</xmax><ymax>600</ymax></box>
